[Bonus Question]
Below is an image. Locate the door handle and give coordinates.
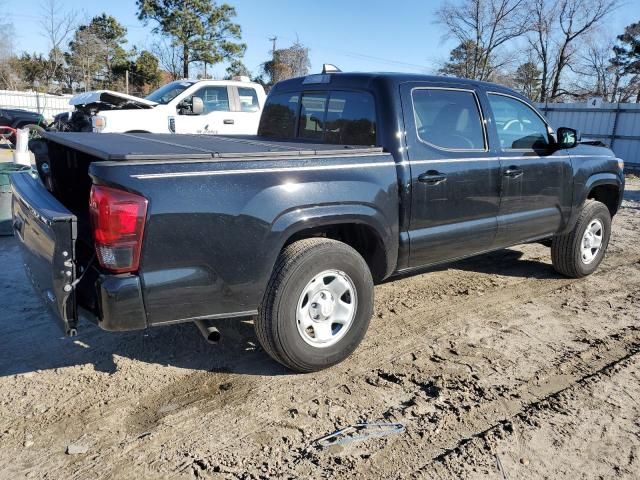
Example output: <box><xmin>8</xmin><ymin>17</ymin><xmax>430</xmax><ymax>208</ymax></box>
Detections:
<box><xmin>223</xmin><ymin>119</ymin><xmax>234</xmax><ymax>125</ymax></box>
<box><xmin>503</xmin><ymin>166</ymin><xmax>524</xmax><ymax>178</ymax></box>
<box><xmin>418</xmin><ymin>170</ymin><xmax>447</xmax><ymax>185</ymax></box>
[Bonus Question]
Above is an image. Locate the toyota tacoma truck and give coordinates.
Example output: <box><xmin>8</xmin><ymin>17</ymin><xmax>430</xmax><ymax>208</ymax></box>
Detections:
<box><xmin>11</xmin><ymin>71</ymin><xmax>625</xmax><ymax>372</ymax></box>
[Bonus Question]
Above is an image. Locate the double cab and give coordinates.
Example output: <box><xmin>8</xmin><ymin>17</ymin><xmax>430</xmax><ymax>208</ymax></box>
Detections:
<box><xmin>11</xmin><ymin>71</ymin><xmax>625</xmax><ymax>372</ymax></box>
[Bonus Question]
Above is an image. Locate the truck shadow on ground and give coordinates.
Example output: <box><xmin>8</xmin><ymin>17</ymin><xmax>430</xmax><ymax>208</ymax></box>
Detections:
<box><xmin>389</xmin><ymin>247</ymin><xmax>562</xmax><ymax>283</ymax></box>
<box><xmin>1</xmin><ymin>236</ymin><xmax>561</xmax><ymax>379</ymax></box>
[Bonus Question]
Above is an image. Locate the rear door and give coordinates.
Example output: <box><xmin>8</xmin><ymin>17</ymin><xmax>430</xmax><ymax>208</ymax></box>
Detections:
<box><xmin>224</xmin><ymin>86</ymin><xmax>263</xmax><ymax>134</ymax></box>
<box><xmin>401</xmin><ymin>82</ymin><xmax>501</xmax><ymax>267</ymax></box>
<box><xmin>485</xmin><ymin>92</ymin><xmax>573</xmax><ymax>246</ymax></box>
<box><xmin>11</xmin><ymin>170</ymin><xmax>78</xmax><ymax>335</ymax></box>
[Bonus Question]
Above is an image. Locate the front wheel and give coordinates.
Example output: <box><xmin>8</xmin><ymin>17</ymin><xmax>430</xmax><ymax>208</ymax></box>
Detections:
<box><xmin>256</xmin><ymin>238</ymin><xmax>374</xmax><ymax>373</ymax></box>
<box><xmin>551</xmin><ymin>200</ymin><xmax>611</xmax><ymax>278</ymax></box>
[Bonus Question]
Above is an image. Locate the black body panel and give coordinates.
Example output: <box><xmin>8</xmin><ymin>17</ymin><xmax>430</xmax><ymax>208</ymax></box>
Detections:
<box><xmin>90</xmin><ymin>152</ymin><xmax>399</xmax><ymax>325</ymax></box>
<box><xmin>10</xmin><ymin>170</ymin><xmax>77</xmax><ymax>335</ymax></box>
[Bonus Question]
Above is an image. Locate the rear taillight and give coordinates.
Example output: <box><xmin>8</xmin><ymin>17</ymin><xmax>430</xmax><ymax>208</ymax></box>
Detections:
<box><xmin>89</xmin><ymin>185</ymin><xmax>148</xmax><ymax>273</ymax></box>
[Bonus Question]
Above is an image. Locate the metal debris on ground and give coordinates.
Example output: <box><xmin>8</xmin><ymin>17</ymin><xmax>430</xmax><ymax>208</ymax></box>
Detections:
<box><xmin>315</xmin><ymin>422</ymin><xmax>405</xmax><ymax>448</ymax></box>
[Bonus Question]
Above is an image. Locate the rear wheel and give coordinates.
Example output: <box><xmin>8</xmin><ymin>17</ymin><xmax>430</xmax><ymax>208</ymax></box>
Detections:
<box><xmin>256</xmin><ymin>238</ymin><xmax>374</xmax><ymax>372</ymax></box>
<box><xmin>551</xmin><ymin>200</ymin><xmax>611</xmax><ymax>278</ymax></box>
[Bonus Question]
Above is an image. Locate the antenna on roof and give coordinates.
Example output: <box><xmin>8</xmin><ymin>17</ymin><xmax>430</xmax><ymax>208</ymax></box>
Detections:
<box><xmin>322</xmin><ymin>64</ymin><xmax>341</xmax><ymax>74</ymax></box>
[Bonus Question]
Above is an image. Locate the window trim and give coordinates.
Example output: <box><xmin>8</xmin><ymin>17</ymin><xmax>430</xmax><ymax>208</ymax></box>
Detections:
<box><xmin>486</xmin><ymin>91</ymin><xmax>553</xmax><ymax>152</ymax></box>
<box><xmin>410</xmin><ymin>86</ymin><xmax>489</xmax><ymax>153</ymax></box>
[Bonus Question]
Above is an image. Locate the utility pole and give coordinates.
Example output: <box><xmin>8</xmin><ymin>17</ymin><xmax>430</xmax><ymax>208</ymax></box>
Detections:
<box><xmin>268</xmin><ymin>36</ymin><xmax>278</xmax><ymax>84</ymax></box>
<box><xmin>125</xmin><ymin>70</ymin><xmax>129</xmax><ymax>95</ymax></box>
<box><xmin>268</xmin><ymin>36</ymin><xmax>277</xmax><ymax>59</ymax></box>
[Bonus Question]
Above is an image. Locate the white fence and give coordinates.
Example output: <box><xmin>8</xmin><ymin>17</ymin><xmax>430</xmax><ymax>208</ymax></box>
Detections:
<box><xmin>0</xmin><ymin>90</ymin><xmax>73</xmax><ymax>121</ymax></box>
<box><xmin>536</xmin><ymin>101</ymin><xmax>640</xmax><ymax>168</ymax></box>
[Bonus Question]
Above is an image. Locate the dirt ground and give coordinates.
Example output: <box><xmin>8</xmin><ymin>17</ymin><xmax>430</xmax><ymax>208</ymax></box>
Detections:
<box><xmin>1</xmin><ymin>176</ymin><xmax>639</xmax><ymax>480</ymax></box>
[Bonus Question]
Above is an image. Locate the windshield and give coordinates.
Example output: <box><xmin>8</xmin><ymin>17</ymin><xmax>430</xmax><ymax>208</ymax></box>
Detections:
<box><xmin>145</xmin><ymin>81</ymin><xmax>195</xmax><ymax>105</ymax></box>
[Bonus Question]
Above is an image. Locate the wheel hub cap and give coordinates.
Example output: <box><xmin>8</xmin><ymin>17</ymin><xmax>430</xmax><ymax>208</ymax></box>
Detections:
<box><xmin>580</xmin><ymin>219</ymin><xmax>603</xmax><ymax>265</ymax></box>
<box><xmin>296</xmin><ymin>270</ymin><xmax>357</xmax><ymax>348</ymax></box>
<box><xmin>309</xmin><ymin>290</ymin><xmax>335</xmax><ymax>319</ymax></box>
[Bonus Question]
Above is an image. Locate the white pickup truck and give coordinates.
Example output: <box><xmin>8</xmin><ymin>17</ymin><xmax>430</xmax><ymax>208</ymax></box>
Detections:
<box><xmin>59</xmin><ymin>78</ymin><xmax>266</xmax><ymax>135</ymax></box>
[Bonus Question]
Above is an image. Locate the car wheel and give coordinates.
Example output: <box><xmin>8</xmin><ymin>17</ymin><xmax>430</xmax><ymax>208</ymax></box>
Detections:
<box><xmin>256</xmin><ymin>238</ymin><xmax>374</xmax><ymax>373</ymax></box>
<box><xmin>551</xmin><ymin>199</ymin><xmax>611</xmax><ymax>278</ymax></box>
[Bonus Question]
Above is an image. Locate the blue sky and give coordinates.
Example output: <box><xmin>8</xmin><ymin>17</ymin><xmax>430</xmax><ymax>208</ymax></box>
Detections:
<box><xmin>6</xmin><ymin>0</ymin><xmax>640</xmax><ymax>79</ymax></box>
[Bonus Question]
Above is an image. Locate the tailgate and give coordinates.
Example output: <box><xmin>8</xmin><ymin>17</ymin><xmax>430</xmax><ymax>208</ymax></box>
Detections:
<box><xmin>10</xmin><ymin>170</ymin><xmax>78</xmax><ymax>335</ymax></box>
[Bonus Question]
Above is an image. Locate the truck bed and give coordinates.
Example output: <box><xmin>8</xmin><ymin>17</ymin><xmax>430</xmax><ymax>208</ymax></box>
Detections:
<box><xmin>44</xmin><ymin>132</ymin><xmax>384</xmax><ymax>161</ymax></box>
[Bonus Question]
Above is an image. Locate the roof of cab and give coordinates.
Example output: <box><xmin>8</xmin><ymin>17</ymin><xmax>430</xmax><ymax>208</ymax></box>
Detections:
<box><xmin>270</xmin><ymin>71</ymin><xmax>525</xmax><ymax>100</ymax></box>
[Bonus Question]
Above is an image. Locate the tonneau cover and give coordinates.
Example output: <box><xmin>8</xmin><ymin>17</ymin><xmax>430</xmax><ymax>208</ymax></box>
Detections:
<box><xmin>44</xmin><ymin>132</ymin><xmax>383</xmax><ymax>161</ymax></box>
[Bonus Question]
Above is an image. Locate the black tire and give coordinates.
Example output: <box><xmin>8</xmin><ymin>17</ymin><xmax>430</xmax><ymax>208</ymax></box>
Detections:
<box><xmin>256</xmin><ymin>238</ymin><xmax>374</xmax><ymax>373</ymax></box>
<box><xmin>551</xmin><ymin>200</ymin><xmax>611</xmax><ymax>278</ymax></box>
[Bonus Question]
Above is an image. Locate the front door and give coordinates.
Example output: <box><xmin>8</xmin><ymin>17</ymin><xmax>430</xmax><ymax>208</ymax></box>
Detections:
<box><xmin>173</xmin><ymin>85</ymin><xmax>235</xmax><ymax>134</ymax></box>
<box><xmin>485</xmin><ymin>92</ymin><xmax>573</xmax><ymax>246</ymax></box>
<box><xmin>401</xmin><ymin>83</ymin><xmax>502</xmax><ymax>267</ymax></box>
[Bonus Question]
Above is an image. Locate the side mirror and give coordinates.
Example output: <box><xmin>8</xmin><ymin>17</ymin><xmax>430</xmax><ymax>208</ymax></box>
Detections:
<box><xmin>556</xmin><ymin>127</ymin><xmax>580</xmax><ymax>149</ymax></box>
<box><xmin>192</xmin><ymin>96</ymin><xmax>204</xmax><ymax>115</ymax></box>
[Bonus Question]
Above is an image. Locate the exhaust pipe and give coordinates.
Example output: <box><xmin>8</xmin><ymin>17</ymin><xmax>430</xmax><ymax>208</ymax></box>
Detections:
<box><xmin>194</xmin><ymin>320</ymin><xmax>221</xmax><ymax>344</ymax></box>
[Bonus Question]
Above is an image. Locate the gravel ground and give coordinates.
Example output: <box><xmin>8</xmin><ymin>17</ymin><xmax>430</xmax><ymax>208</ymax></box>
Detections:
<box><xmin>0</xmin><ymin>175</ymin><xmax>639</xmax><ymax>480</ymax></box>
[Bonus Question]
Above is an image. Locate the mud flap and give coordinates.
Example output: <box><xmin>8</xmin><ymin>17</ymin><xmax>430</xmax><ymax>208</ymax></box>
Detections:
<box><xmin>10</xmin><ymin>170</ymin><xmax>78</xmax><ymax>335</ymax></box>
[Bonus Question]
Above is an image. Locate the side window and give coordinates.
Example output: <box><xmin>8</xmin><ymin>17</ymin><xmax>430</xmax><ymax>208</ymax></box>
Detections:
<box><xmin>325</xmin><ymin>91</ymin><xmax>376</xmax><ymax>145</ymax></box>
<box><xmin>298</xmin><ymin>93</ymin><xmax>327</xmax><ymax>140</ymax></box>
<box><xmin>258</xmin><ymin>93</ymin><xmax>299</xmax><ymax>138</ymax></box>
<box><xmin>191</xmin><ymin>86</ymin><xmax>230</xmax><ymax>113</ymax></box>
<box><xmin>412</xmin><ymin>89</ymin><xmax>486</xmax><ymax>150</ymax></box>
<box><xmin>238</xmin><ymin>87</ymin><xmax>259</xmax><ymax>112</ymax></box>
<box><xmin>488</xmin><ymin>94</ymin><xmax>549</xmax><ymax>149</ymax></box>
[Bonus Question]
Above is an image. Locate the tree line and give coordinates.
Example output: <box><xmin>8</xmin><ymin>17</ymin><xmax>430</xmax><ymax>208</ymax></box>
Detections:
<box><xmin>0</xmin><ymin>0</ymin><xmax>310</xmax><ymax>96</ymax></box>
<box><xmin>2</xmin><ymin>0</ymin><xmax>636</xmax><ymax>103</ymax></box>
<box><xmin>435</xmin><ymin>0</ymin><xmax>640</xmax><ymax>103</ymax></box>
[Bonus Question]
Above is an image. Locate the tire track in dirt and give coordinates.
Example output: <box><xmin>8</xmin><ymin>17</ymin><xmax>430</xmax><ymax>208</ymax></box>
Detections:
<box><xmin>413</xmin><ymin>332</ymin><xmax>640</xmax><ymax>478</ymax></box>
<box><xmin>5</xmin><ymin>204</ymin><xmax>639</xmax><ymax>479</ymax></box>
<box><xmin>419</xmin><ymin>348</ymin><xmax>640</xmax><ymax>479</ymax></box>
<box><xmin>64</xmin><ymin>256</ymin><xmax>640</xmax><ymax>479</ymax></box>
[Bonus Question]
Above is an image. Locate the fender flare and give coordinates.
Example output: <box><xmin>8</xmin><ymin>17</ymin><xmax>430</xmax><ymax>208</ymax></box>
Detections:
<box><xmin>583</xmin><ymin>173</ymin><xmax>622</xmax><ymax>198</ymax></box>
<box><xmin>269</xmin><ymin>203</ymin><xmax>398</xmax><ymax>280</ymax></box>
<box><xmin>564</xmin><ymin>172</ymin><xmax>623</xmax><ymax>233</ymax></box>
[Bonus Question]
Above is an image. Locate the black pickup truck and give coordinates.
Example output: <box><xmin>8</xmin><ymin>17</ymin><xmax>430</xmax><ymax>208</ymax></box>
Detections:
<box><xmin>11</xmin><ymin>72</ymin><xmax>625</xmax><ymax>372</ymax></box>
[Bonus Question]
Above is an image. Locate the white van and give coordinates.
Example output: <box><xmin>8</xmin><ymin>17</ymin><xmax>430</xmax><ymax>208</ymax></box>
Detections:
<box><xmin>67</xmin><ymin>78</ymin><xmax>266</xmax><ymax>135</ymax></box>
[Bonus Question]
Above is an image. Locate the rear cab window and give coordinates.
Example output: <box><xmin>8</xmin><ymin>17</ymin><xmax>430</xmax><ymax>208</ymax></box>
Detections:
<box><xmin>259</xmin><ymin>90</ymin><xmax>376</xmax><ymax>145</ymax></box>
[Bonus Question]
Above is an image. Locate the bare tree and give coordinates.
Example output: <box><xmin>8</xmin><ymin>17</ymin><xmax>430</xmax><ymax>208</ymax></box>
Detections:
<box><xmin>435</xmin><ymin>0</ymin><xmax>530</xmax><ymax>81</ymax></box>
<box><xmin>39</xmin><ymin>0</ymin><xmax>76</xmax><ymax>91</ymax></box>
<box><xmin>152</xmin><ymin>38</ymin><xmax>182</xmax><ymax>80</ymax></box>
<box><xmin>568</xmin><ymin>35</ymin><xmax>622</xmax><ymax>101</ymax></box>
<box><xmin>529</xmin><ymin>0</ymin><xmax>619</xmax><ymax>101</ymax></box>
<box><xmin>0</xmin><ymin>17</ymin><xmax>17</xmax><ymax>89</ymax></box>
<box><xmin>67</xmin><ymin>28</ymin><xmax>107</xmax><ymax>92</ymax></box>
<box><xmin>527</xmin><ymin>0</ymin><xmax>556</xmax><ymax>101</ymax></box>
